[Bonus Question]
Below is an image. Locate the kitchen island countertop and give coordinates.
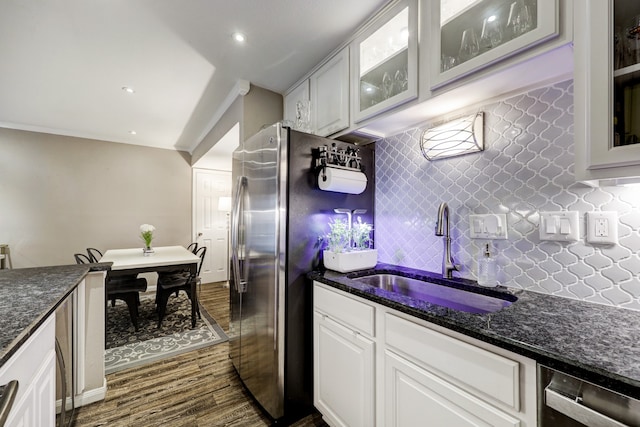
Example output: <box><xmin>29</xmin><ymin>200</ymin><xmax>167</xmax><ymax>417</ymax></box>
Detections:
<box><xmin>0</xmin><ymin>264</ymin><xmax>110</xmax><ymax>368</ymax></box>
<box><xmin>309</xmin><ymin>263</ymin><xmax>640</xmax><ymax>399</ymax></box>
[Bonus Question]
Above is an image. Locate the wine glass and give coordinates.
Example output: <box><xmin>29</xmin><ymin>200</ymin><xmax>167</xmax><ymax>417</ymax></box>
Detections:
<box><xmin>459</xmin><ymin>28</ymin><xmax>480</xmax><ymax>63</ymax></box>
<box><xmin>507</xmin><ymin>0</ymin><xmax>534</xmax><ymax>40</ymax></box>
<box><xmin>480</xmin><ymin>15</ymin><xmax>503</xmax><ymax>51</ymax></box>
<box><xmin>441</xmin><ymin>54</ymin><xmax>457</xmax><ymax>72</ymax></box>
<box><xmin>394</xmin><ymin>68</ymin><xmax>408</xmax><ymax>95</ymax></box>
<box><xmin>381</xmin><ymin>72</ymin><xmax>393</xmax><ymax>100</ymax></box>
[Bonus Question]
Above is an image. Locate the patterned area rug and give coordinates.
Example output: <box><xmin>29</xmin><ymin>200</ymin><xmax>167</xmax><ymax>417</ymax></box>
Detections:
<box><xmin>105</xmin><ymin>292</ymin><xmax>228</xmax><ymax>374</ymax></box>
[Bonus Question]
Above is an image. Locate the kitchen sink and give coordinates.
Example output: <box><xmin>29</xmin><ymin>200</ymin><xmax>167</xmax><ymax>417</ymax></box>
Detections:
<box><xmin>349</xmin><ymin>273</ymin><xmax>516</xmax><ymax>314</ymax></box>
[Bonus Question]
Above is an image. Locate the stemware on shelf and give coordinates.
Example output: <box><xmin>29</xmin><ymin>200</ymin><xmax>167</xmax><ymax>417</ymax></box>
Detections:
<box><xmin>394</xmin><ymin>68</ymin><xmax>408</xmax><ymax>95</ymax></box>
<box><xmin>459</xmin><ymin>28</ymin><xmax>480</xmax><ymax>63</ymax></box>
<box><xmin>506</xmin><ymin>0</ymin><xmax>534</xmax><ymax>40</ymax></box>
<box><xmin>382</xmin><ymin>71</ymin><xmax>393</xmax><ymax>100</ymax></box>
<box><xmin>480</xmin><ymin>15</ymin><xmax>503</xmax><ymax>51</ymax></box>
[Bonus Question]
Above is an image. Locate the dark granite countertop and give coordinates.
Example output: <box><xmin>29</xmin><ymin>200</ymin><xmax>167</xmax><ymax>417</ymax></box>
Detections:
<box><xmin>0</xmin><ymin>263</ymin><xmax>111</xmax><ymax>369</ymax></box>
<box><xmin>309</xmin><ymin>263</ymin><xmax>640</xmax><ymax>399</ymax></box>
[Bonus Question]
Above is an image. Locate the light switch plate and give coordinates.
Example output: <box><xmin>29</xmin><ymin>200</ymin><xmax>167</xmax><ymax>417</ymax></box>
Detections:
<box><xmin>586</xmin><ymin>211</ymin><xmax>618</xmax><ymax>245</ymax></box>
<box><xmin>539</xmin><ymin>211</ymin><xmax>579</xmax><ymax>242</ymax></box>
<box><xmin>469</xmin><ymin>214</ymin><xmax>508</xmax><ymax>239</ymax></box>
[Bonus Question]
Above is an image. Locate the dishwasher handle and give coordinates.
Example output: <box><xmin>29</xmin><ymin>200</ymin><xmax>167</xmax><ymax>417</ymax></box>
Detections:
<box><xmin>545</xmin><ymin>388</ymin><xmax>628</xmax><ymax>427</ymax></box>
<box><xmin>0</xmin><ymin>380</ymin><xmax>18</xmax><ymax>427</ymax></box>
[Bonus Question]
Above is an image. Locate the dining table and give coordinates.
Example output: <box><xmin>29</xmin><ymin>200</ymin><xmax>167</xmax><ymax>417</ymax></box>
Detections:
<box><xmin>100</xmin><ymin>245</ymin><xmax>201</xmax><ymax>327</ymax></box>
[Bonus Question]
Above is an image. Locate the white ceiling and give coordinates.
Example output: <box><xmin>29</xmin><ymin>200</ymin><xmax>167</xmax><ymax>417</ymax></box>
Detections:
<box><xmin>0</xmin><ymin>0</ymin><xmax>388</xmax><ymax>153</ymax></box>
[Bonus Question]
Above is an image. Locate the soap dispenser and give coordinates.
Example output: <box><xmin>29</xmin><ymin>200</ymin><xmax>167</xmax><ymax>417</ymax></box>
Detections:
<box><xmin>477</xmin><ymin>243</ymin><xmax>497</xmax><ymax>287</ymax></box>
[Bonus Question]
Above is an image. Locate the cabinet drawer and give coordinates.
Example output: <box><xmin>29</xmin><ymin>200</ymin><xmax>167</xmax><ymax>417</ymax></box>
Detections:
<box><xmin>385</xmin><ymin>350</ymin><xmax>520</xmax><ymax>427</ymax></box>
<box><xmin>385</xmin><ymin>313</ymin><xmax>519</xmax><ymax>410</ymax></box>
<box><xmin>314</xmin><ymin>283</ymin><xmax>375</xmax><ymax>337</ymax></box>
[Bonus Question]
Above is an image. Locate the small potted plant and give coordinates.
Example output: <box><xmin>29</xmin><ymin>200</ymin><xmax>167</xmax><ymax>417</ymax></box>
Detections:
<box><xmin>352</xmin><ymin>217</ymin><xmax>373</xmax><ymax>250</ymax></box>
<box><xmin>323</xmin><ymin>216</ymin><xmax>377</xmax><ymax>273</ymax></box>
<box><xmin>324</xmin><ymin>218</ymin><xmax>350</xmax><ymax>253</ymax></box>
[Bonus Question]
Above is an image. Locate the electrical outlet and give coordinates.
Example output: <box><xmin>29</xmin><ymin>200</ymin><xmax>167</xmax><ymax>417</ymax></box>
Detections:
<box><xmin>586</xmin><ymin>211</ymin><xmax>618</xmax><ymax>245</ymax></box>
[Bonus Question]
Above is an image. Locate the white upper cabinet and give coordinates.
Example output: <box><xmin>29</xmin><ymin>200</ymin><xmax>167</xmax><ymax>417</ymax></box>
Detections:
<box><xmin>286</xmin><ymin>0</ymin><xmax>571</xmax><ymax>141</ymax></box>
<box><xmin>310</xmin><ymin>47</ymin><xmax>350</xmax><ymax>137</ymax></box>
<box><xmin>351</xmin><ymin>0</ymin><xmax>419</xmax><ymax>123</ymax></box>
<box><xmin>575</xmin><ymin>0</ymin><xmax>640</xmax><ymax>185</ymax></box>
<box><xmin>430</xmin><ymin>0</ymin><xmax>560</xmax><ymax>89</ymax></box>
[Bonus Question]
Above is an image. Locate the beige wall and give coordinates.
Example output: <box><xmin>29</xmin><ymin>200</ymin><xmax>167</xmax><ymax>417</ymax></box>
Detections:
<box><xmin>191</xmin><ymin>96</ymin><xmax>242</xmax><ymax>165</ymax></box>
<box><xmin>241</xmin><ymin>85</ymin><xmax>284</xmax><ymax>142</ymax></box>
<box><xmin>0</xmin><ymin>128</ymin><xmax>192</xmax><ymax>268</ymax></box>
<box><xmin>191</xmin><ymin>84</ymin><xmax>283</xmax><ymax>165</ymax></box>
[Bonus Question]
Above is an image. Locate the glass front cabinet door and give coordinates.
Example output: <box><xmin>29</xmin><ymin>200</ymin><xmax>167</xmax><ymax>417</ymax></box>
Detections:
<box><xmin>351</xmin><ymin>0</ymin><xmax>418</xmax><ymax>123</ymax></box>
<box><xmin>575</xmin><ymin>1</ymin><xmax>640</xmax><ymax>184</ymax></box>
<box><xmin>431</xmin><ymin>0</ymin><xmax>559</xmax><ymax>89</ymax></box>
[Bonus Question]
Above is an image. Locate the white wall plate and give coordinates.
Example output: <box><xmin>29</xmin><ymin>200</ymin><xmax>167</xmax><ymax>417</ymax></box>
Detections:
<box><xmin>469</xmin><ymin>214</ymin><xmax>508</xmax><ymax>240</ymax></box>
<box><xmin>539</xmin><ymin>211</ymin><xmax>579</xmax><ymax>242</ymax></box>
<box><xmin>586</xmin><ymin>211</ymin><xmax>618</xmax><ymax>245</ymax></box>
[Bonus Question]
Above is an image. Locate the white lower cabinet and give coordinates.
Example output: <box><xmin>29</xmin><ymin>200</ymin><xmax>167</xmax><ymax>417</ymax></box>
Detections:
<box><xmin>314</xmin><ymin>283</ymin><xmax>375</xmax><ymax>427</ymax></box>
<box><xmin>314</xmin><ymin>312</ymin><xmax>375</xmax><ymax>427</ymax></box>
<box><xmin>313</xmin><ymin>281</ymin><xmax>537</xmax><ymax>427</ymax></box>
<box><xmin>0</xmin><ymin>315</ymin><xmax>56</xmax><ymax>427</ymax></box>
<box><xmin>385</xmin><ymin>350</ymin><xmax>519</xmax><ymax>427</ymax></box>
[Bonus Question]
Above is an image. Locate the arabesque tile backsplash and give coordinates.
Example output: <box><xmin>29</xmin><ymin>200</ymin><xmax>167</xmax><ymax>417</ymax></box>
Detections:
<box><xmin>375</xmin><ymin>79</ymin><xmax>640</xmax><ymax>311</ymax></box>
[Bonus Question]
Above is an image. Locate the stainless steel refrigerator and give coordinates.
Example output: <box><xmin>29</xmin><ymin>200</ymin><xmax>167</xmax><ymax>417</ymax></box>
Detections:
<box><xmin>229</xmin><ymin>122</ymin><xmax>375</xmax><ymax>423</ymax></box>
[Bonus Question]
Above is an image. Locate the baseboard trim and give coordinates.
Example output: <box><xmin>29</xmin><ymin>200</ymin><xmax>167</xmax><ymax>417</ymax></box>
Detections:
<box><xmin>57</xmin><ymin>378</ymin><xmax>107</xmax><ymax>412</ymax></box>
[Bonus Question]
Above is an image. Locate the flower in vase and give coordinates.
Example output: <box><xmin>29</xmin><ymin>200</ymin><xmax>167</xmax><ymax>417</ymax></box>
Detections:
<box><xmin>140</xmin><ymin>224</ymin><xmax>155</xmax><ymax>248</ymax></box>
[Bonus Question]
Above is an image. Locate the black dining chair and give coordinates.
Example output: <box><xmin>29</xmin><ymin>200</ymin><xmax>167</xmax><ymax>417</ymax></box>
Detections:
<box><xmin>161</xmin><ymin>242</ymin><xmax>198</xmax><ymax>298</ymax></box>
<box><xmin>86</xmin><ymin>248</ymin><xmax>103</xmax><ymax>263</ymax></box>
<box><xmin>74</xmin><ymin>253</ymin><xmax>93</xmax><ymax>264</ymax></box>
<box><xmin>156</xmin><ymin>246</ymin><xmax>206</xmax><ymax>328</ymax></box>
<box><xmin>105</xmin><ymin>276</ymin><xmax>147</xmax><ymax>331</ymax></box>
<box><xmin>75</xmin><ymin>253</ymin><xmax>147</xmax><ymax>331</ymax></box>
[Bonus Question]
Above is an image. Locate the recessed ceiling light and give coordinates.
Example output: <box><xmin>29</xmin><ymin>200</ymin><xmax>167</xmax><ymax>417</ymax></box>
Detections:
<box><xmin>129</xmin><ymin>130</ymin><xmax>137</xmax><ymax>135</ymax></box>
<box><xmin>232</xmin><ymin>32</ymin><xmax>246</xmax><ymax>43</ymax></box>
<box><xmin>122</xmin><ymin>86</ymin><xmax>135</xmax><ymax>94</ymax></box>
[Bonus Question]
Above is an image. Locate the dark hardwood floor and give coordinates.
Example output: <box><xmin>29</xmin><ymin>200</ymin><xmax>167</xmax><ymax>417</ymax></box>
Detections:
<box><xmin>72</xmin><ymin>282</ymin><xmax>327</xmax><ymax>427</ymax></box>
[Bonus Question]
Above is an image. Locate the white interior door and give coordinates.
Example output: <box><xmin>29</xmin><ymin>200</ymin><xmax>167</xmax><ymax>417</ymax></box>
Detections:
<box><xmin>193</xmin><ymin>168</ymin><xmax>232</xmax><ymax>284</ymax></box>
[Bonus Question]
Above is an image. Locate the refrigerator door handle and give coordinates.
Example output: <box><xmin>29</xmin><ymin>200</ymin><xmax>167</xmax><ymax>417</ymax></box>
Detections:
<box><xmin>231</xmin><ymin>176</ymin><xmax>247</xmax><ymax>293</ymax></box>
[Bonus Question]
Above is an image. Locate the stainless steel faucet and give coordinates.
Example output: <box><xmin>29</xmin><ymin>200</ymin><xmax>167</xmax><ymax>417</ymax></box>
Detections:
<box><xmin>435</xmin><ymin>202</ymin><xmax>459</xmax><ymax>279</ymax></box>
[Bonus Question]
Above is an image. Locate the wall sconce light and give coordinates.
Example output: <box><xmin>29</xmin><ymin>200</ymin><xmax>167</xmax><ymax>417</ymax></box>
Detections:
<box><xmin>420</xmin><ymin>112</ymin><xmax>484</xmax><ymax>161</ymax></box>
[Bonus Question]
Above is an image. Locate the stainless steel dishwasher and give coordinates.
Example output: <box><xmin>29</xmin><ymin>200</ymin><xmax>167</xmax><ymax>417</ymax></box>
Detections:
<box><xmin>538</xmin><ymin>365</ymin><xmax>640</xmax><ymax>426</ymax></box>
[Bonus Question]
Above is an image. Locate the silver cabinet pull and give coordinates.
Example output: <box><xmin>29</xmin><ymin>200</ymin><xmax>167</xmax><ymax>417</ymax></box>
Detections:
<box><xmin>545</xmin><ymin>388</ymin><xmax>627</xmax><ymax>427</ymax></box>
<box><xmin>0</xmin><ymin>380</ymin><xmax>19</xmax><ymax>427</ymax></box>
